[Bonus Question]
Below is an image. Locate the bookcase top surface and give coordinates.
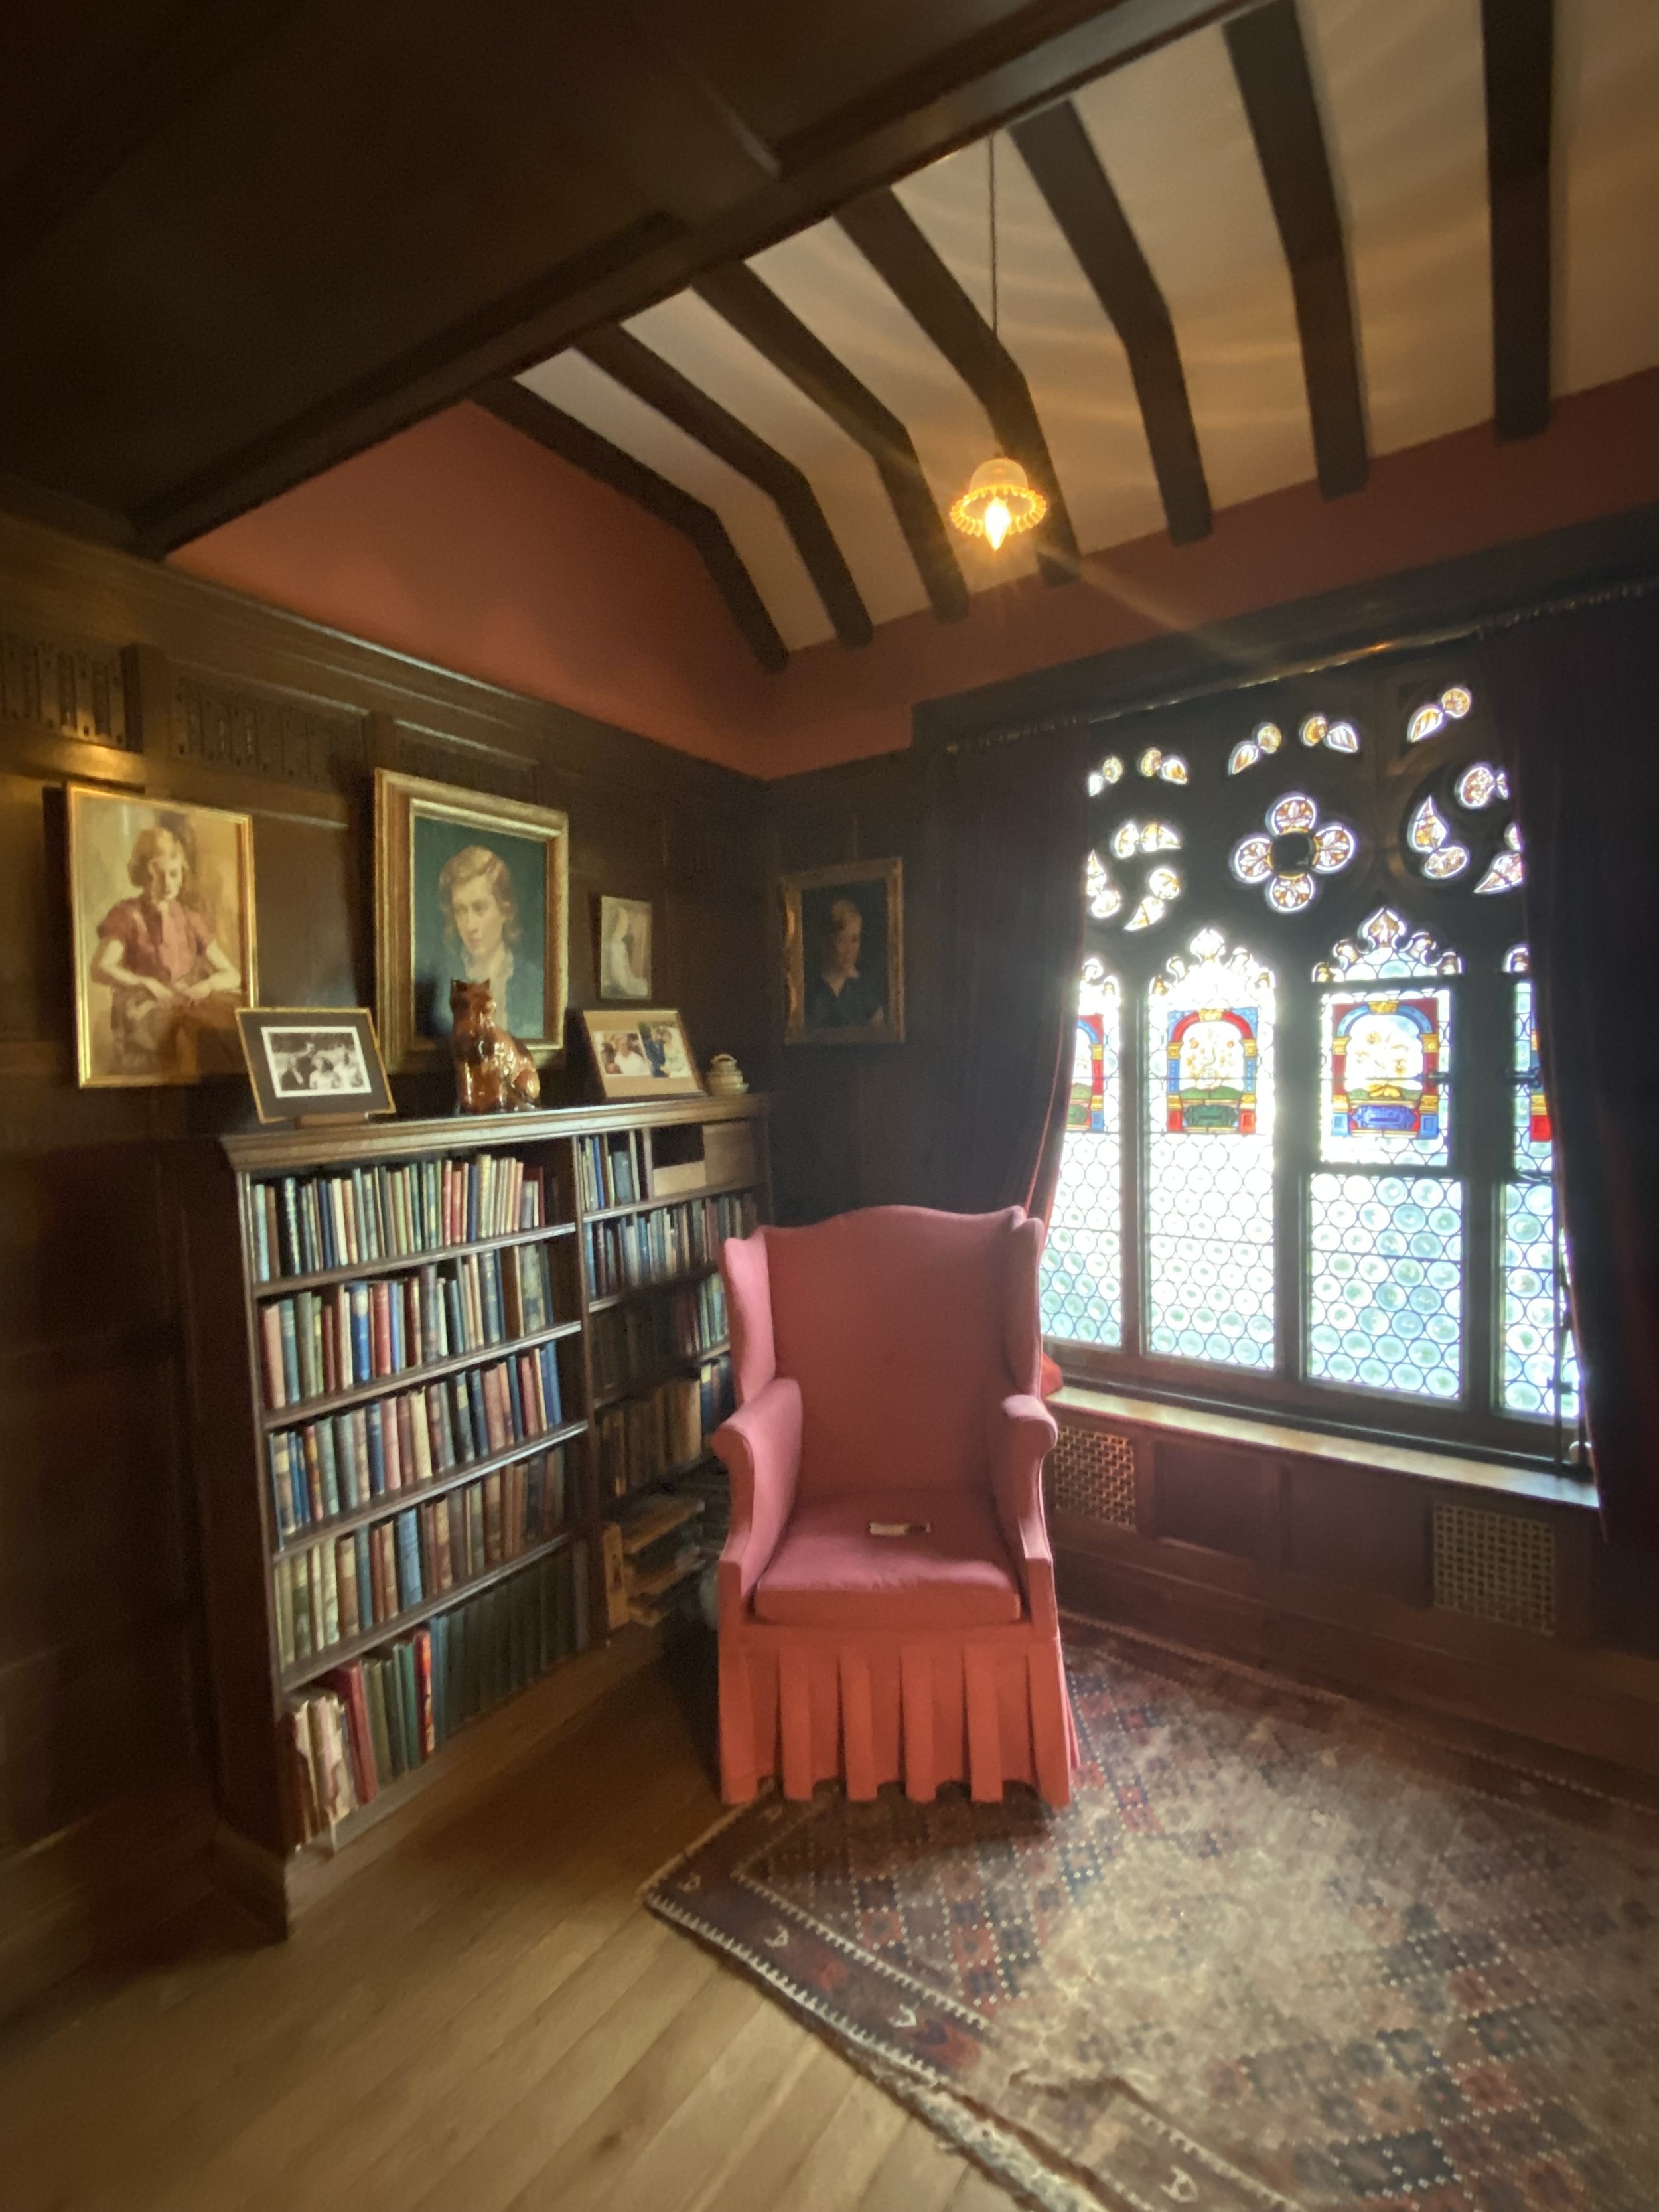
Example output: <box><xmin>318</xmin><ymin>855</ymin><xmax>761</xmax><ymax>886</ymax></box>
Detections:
<box><xmin>222</xmin><ymin>1091</ymin><xmax>768</xmax><ymax>1174</ymax></box>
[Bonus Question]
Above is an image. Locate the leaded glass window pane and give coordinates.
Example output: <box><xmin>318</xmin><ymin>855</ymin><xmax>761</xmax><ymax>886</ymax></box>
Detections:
<box><xmin>1502</xmin><ymin>976</ymin><xmax>1580</xmax><ymax>1423</ymax></box>
<box><xmin>1309</xmin><ymin>1173</ymin><xmax>1463</xmax><ymax>1400</ymax></box>
<box><xmin>1145</xmin><ymin>930</ymin><xmax>1275</xmax><ymax>1368</ymax></box>
<box><xmin>1041</xmin><ymin>964</ymin><xmax>1123</xmax><ymax>1349</ymax></box>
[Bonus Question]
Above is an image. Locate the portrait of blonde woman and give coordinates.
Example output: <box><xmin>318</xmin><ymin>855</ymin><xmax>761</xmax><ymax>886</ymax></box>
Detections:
<box><xmin>413</xmin><ymin>820</ymin><xmax>546</xmax><ymax>1042</ymax></box>
<box><xmin>69</xmin><ymin>789</ymin><xmax>255</xmax><ymax>1086</ymax></box>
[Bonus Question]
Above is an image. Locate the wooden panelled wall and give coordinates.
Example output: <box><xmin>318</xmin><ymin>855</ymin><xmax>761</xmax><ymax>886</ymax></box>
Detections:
<box><xmin>0</xmin><ymin>513</ymin><xmax>769</xmax><ymax>2006</ymax></box>
<box><xmin>764</xmin><ymin>741</ymin><xmax>1659</xmax><ymax>1789</ymax></box>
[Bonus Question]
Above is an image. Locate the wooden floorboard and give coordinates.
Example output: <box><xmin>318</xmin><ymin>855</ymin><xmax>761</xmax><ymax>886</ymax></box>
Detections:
<box><xmin>0</xmin><ymin>1658</ymin><xmax>1007</xmax><ymax>2212</ymax></box>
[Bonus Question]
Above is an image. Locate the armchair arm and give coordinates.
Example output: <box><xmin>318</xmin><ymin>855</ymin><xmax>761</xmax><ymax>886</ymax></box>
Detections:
<box><xmin>989</xmin><ymin>1392</ymin><xmax>1060</xmax><ymax>1635</ymax></box>
<box><xmin>713</xmin><ymin>1374</ymin><xmax>803</xmax><ymax>1627</ymax></box>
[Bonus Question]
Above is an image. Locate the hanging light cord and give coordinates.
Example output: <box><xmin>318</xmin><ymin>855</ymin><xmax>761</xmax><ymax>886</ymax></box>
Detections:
<box><xmin>988</xmin><ymin>134</ymin><xmax>999</xmax><ymax>339</ymax></box>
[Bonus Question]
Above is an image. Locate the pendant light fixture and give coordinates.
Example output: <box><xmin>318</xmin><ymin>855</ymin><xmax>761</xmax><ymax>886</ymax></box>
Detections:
<box><xmin>948</xmin><ymin>133</ymin><xmax>1048</xmax><ymax>553</ymax></box>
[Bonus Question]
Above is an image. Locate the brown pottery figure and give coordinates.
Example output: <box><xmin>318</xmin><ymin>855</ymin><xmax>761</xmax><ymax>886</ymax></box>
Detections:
<box><xmin>449</xmin><ymin>980</ymin><xmax>540</xmax><ymax>1113</ymax></box>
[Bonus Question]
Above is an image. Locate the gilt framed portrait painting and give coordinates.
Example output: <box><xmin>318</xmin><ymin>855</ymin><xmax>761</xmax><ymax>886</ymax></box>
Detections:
<box><xmin>67</xmin><ymin>786</ymin><xmax>258</xmax><ymax>1087</ymax></box>
<box><xmin>374</xmin><ymin>769</ymin><xmax>569</xmax><ymax>1072</ymax></box>
<box><xmin>781</xmin><ymin>858</ymin><xmax>904</xmax><ymax>1045</ymax></box>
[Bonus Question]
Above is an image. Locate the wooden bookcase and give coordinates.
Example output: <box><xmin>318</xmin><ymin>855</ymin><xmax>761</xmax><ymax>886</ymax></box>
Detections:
<box><xmin>172</xmin><ymin>1094</ymin><xmax>769</xmax><ymax>1916</ymax></box>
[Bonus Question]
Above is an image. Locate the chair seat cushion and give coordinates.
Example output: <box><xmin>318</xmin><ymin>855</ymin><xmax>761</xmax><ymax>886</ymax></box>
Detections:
<box><xmin>753</xmin><ymin>1488</ymin><xmax>1023</xmax><ymax>1630</ymax></box>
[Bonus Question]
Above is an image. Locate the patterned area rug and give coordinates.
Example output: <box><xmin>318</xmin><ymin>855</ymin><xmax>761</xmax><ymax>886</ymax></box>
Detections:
<box><xmin>643</xmin><ymin>1619</ymin><xmax>1659</xmax><ymax>2212</ymax></box>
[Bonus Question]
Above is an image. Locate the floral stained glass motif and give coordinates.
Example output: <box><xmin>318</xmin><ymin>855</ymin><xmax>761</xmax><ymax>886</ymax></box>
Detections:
<box><xmin>1232</xmin><ymin>794</ymin><xmax>1357</xmax><ymax>912</ymax></box>
<box><xmin>1228</xmin><ymin>722</ymin><xmax>1283</xmax><ymax>775</ymax></box>
<box><xmin>1321</xmin><ymin>989</ymin><xmax>1451</xmax><ymax>1166</ymax></box>
<box><xmin>1455</xmin><ymin>761</ymin><xmax>1510</xmax><ymax>810</ymax></box>
<box><xmin>1137</xmin><ymin>747</ymin><xmax>1189</xmax><ymax>784</ymax></box>
<box><xmin>1299</xmin><ymin>714</ymin><xmax>1360</xmax><ymax>753</ymax></box>
<box><xmin>1474</xmin><ymin>821</ymin><xmax>1524</xmax><ymax>895</ymax></box>
<box><xmin>1110</xmin><ymin>818</ymin><xmax>1182</xmax><ymax>859</ymax></box>
<box><xmin>1125</xmin><ymin>867</ymin><xmax>1183</xmax><ymax>932</ymax></box>
<box><xmin>1406</xmin><ymin>685</ymin><xmax>1475</xmax><ymax>744</ymax></box>
<box><xmin>1407</xmin><ymin>795</ymin><xmax>1471</xmax><ymax>881</ymax></box>
<box><xmin>1145</xmin><ymin>930</ymin><xmax>1275</xmax><ymax>1368</ymax></box>
<box><xmin>1041</xmin><ymin>962</ymin><xmax>1123</xmax><ymax>1349</ymax></box>
<box><xmin>1086</xmin><ymin>849</ymin><xmax>1123</xmax><ymax>919</ymax></box>
<box><xmin>1087</xmin><ymin>755</ymin><xmax>1125</xmax><ymax>795</ymax></box>
<box><xmin>1309</xmin><ymin>1173</ymin><xmax>1463</xmax><ymax>1400</ymax></box>
<box><xmin>1502</xmin><ymin>972</ymin><xmax>1579</xmax><ymax>1422</ymax></box>
<box><xmin>1313</xmin><ymin>908</ymin><xmax>1463</xmax><ymax>983</ymax></box>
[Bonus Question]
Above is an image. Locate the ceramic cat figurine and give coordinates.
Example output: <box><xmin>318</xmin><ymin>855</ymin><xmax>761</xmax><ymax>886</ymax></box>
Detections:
<box><xmin>449</xmin><ymin>980</ymin><xmax>540</xmax><ymax>1113</ymax></box>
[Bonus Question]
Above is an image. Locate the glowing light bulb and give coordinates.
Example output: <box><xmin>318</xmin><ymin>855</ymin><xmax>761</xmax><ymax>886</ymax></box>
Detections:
<box><xmin>982</xmin><ymin>497</ymin><xmax>1012</xmax><ymax>551</ymax></box>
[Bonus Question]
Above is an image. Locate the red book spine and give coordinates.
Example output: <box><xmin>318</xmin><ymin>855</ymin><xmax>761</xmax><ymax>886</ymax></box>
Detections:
<box><xmin>261</xmin><ymin>1306</ymin><xmax>285</xmax><ymax>1408</ymax></box>
<box><xmin>414</xmin><ymin>1629</ymin><xmax>436</xmax><ymax>1757</ymax></box>
<box><xmin>370</xmin><ymin>1282</ymin><xmax>392</xmax><ymax>1376</ymax></box>
<box><xmin>326</xmin><ymin>1664</ymin><xmax>378</xmax><ymax>1803</ymax></box>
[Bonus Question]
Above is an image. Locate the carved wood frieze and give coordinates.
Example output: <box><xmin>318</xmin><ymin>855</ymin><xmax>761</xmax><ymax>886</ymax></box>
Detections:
<box><xmin>0</xmin><ymin>625</ymin><xmax>129</xmax><ymax>747</ymax></box>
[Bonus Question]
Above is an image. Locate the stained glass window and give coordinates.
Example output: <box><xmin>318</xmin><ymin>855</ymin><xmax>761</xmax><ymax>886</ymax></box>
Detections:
<box><xmin>1145</xmin><ymin>930</ymin><xmax>1275</xmax><ymax>1369</ymax></box>
<box><xmin>1474</xmin><ymin>820</ymin><xmax>1524</xmax><ymax>895</ymax></box>
<box><xmin>1502</xmin><ymin>960</ymin><xmax>1580</xmax><ymax>1424</ymax></box>
<box><xmin>1137</xmin><ymin>747</ymin><xmax>1189</xmax><ymax>784</ymax></box>
<box><xmin>1041</xmin><ymin>962</ymin><xmax>1123</xmax><ymax>1349</ymax></box>
<box><xmin>1406</xmin><ymin>685</ymin><xmax>1473</xmax><ymax>743</ymax></box>
<box><xmin>1087</xmin><ymin>755</ymin><xmax>1125</xmax><ymax>795</ymax></box>
<box><xmin>1309</xmin><ymin>1173</ymin><xmax>1463</xmax><ymax>1399</ymax></box>
<box><xmin>1232</xmin><ymin>794</ymin><xmax>1357</xmax><ymax>912</ymax></box>
<box><xmin>1299</xmin><ymin>713</ymin><xmax>1360</xmax><ymax>753</ymax></box>
<box><xmin>1228</xmin><ymin>721</ymin><xmax>1283</xmax><ymax>774</ymax></box>
<box><xmin>1321</xmin><ymin>990</ymin><xmax>1451</xmax><ymax>1165</ymax></box>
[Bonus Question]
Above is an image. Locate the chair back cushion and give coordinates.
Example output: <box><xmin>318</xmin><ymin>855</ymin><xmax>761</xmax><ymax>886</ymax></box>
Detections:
<box><xmin>744</xmin><ymin>1205</ymin><xmax>1042</xmax><ymax>1497</ymax></box>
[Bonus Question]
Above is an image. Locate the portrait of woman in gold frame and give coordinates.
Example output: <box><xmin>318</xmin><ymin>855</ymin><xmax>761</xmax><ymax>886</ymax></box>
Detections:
<box><xmin>374</xmin><ymin>769</ymin><xmax>569</xmax><ymax>1074</ymax></box>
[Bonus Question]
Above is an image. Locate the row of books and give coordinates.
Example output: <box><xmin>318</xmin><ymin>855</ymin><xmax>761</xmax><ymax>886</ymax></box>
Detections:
<box><xmin>253</xmin><ymin>1153</ymin><xmax>553</xmax><ymax>1282</ymax></box>
<box><xmin>289</xmin><ymin>1540</ymin><xmax>591</xmax><ymax>1837</ymax></box>
<box><xmin>583</xmin><ymin>1191</ymin><xmax>756</xmax><ymax>1299</ymax></box>
<box><xmin>267</xmin><ymin>1347</ymin><xmax>568</xmax><ymax>1538</ymax></box>
<box><xmin>590</xmin><ymin>1275</ymin><xmax>729</xmax><ymax>1398</ymax></box>
<box><xmin>257</xmin><ymin>1243</ymin><xmax>557</xmax><ymax>1409</ymax></box>
<box><xmin>602</xmin><ymin>1497</ymin><xmax>705</xmax><ymax>1632</ymax></box>
<box><xmin>274</xmin><ymin>1445</ymin><xmax>570</xmax><ymax>1670</ymax></box>
<box><xmin>574</xmin><ymin>1132</ymin><xmax>641</xmax><ymax>1213</ymax></box>
<box><xmin>595</xmin><ymin>1354</ymin><xmax>733</xmax><ymax>1501</ymax></box>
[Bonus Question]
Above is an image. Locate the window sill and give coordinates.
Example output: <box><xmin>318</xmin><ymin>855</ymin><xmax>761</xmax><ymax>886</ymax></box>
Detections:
<box><xmin>1050</xmin><ymin>1383</ymin><xmax>1600</xmax><ymax>1515</ymax></box>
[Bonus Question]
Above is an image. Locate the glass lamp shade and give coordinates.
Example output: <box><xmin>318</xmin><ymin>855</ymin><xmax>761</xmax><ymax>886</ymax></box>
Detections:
<box><xmin>949</xmin><ymin>455</ymin><xmax>1047</xmax><ymax>550</ymax></box>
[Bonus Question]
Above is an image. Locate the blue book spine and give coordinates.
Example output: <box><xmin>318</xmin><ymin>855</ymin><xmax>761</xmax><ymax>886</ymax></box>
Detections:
<box><xmin>444</xmin><ymin>1275</ymin><xmax>465</xmax><ymax>1358</ymax></box>
<box><xmin>353</xmin><ymin>1528</ymin><xmax>373</xmax><ymax>1619</ymax></box>
<box><xmin>387</xmin><ymin>1280</ymin><xmax>403</xmax><ymax>1374</ymax></box>
<box><xmin>466</xmin><ymin>1368</ymin><xmax>488</xmax><ymax>1450</ymax></box>
<box><xmin>278</xmin><ymin>1301</ymin><xmax>302</xmax><ymax>1406</ymax></box>
<box><xmin>540</xmin><ymin>1343</ymin><xmax>563</xmax><ymax>1429</ymax></box>
<box><xmin>340</xmin><ymin>1411</ymin><xmax>364</xmax><ymax>1512</ymax></box>
<box><xmin>394</xmin><ymin>1511</ymin><xmax>423</xmax><ymax>1611</ymax></box>
<box><xmin>429</xmin><ymin>1612</ymin><xmax>450</xmax><ymax>1747</ymax></box>
<box><xmin>268</xmin><ymin>1434</ymin><xmax>295</xmax><ymax>1538</ymax></box>
<box><xmin>480</xmin><ymin>1254</ymin><xmax>502</xmax><ymax>1346</ymax></box>
<box><xmin>365</xmin><ymin>1403</ymin><xmax>386</xmax><ymax>1497</ymax></box>
<box><xmin>451</xmin><ymin>1376</ymin><xmax>477</xmax><ymax>1463</ymax></box>
<box><xmin>350</xmin><ymin>1285</ymin><xmax>372</xmax><ymax>1384</ymax></box>
<box><xmin>504</xmin><ymin>1357</ymin><xmax>525</xmax><ymax>1441</ymax></box>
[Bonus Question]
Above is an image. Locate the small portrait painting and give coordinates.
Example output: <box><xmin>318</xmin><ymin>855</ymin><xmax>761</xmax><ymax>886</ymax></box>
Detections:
<box><xmin>782</xmin><ymin>859</ymin><xmax>904</xmax><ymax>1045</ymax></box>
<box><xmin>68</xmin><ymin>787</ymin><xmax>257</xmax><ymax>1087</ymax></box>
<box><xmin>236</xmin><ymin>1007</ymin><xmax>394</xmax><ymax>1124</ymax></box>
<box><xmin>597</xmin><ymin>895</ymin><xmax>652</xmax><ymax>1001</ymax></box>
<box><xmin>375</xmin><ymin>770</ymin><xmax>568</xmax><ymax>1072</ymax></box>
<box><xmin>581</xmin><ymin>1008</ymin><xmax>702</xmax><ymax>1098</ymax></box>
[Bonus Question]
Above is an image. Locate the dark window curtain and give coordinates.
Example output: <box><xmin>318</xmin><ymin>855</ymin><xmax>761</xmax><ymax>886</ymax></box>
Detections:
<box><xmin>1482</xmin><ymin>590</ymin><xmax>1659</xmax><ymax>1551</ymax></box>
<box><xmin>930</xmin><ymin>727</ymin><xmax>1090</xmax><ymax>1220</ymax></box>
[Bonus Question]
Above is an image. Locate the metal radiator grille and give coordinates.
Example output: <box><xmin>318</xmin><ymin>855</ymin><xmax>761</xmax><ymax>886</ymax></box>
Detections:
<box><xmin>1046</xmin><ymin>1424</ymin><xmax>1137</xmax><ymax>1528</ymax></box>
<box><xmin>1432</xmin><ymin>1503</ymin><xmax>1556</xmax><ymax>1635</ymax></box>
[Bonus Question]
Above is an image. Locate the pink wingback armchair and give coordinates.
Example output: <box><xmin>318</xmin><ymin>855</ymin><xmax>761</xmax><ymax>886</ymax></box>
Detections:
<box><xmin>711</xmin><ymin>1205</ymin><xmax>1076</xmax><ymax>1807</ymax></box>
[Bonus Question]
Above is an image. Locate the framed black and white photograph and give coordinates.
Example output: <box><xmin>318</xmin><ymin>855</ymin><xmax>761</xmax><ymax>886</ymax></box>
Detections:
<box><xmin>236</xmin><ymin>1007</ymin><xmax>395</xmax><ymax>1124</ymax></box>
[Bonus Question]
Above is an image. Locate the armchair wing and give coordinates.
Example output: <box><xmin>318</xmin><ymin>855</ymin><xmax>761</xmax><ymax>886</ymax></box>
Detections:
<box><xmin>989</xmin><ymin>1391</ymin><xmax>1060</xmax><ymax>1637</ymax></box>
<box><xmin>713</xmin><ymin>1375</ymin><xmax>802</xmax><ymax>1626</ymax></box>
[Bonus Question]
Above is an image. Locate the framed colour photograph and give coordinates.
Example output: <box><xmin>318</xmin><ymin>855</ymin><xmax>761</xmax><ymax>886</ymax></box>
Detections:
<box><xmin>236</xmin><ymin>1007</ymin><xmax>395</xmax><ymax>1124</ymax></box>
<box><xmin>374</xmin><ymin>769</ymin><xmax>569</xmax><ymax>1072</ymax></box>
<box><xmin>67</xmin><ymin>785</ymin><xmax>258</xmax><ymax>1088</ymax></box>
<box><xmin>581</xmin><ymin>1008</ymin><xmax>703</xmax><ymax>1099</ymax></box>
<box><xmin>781</xmin><ymin>857</ymin><xmax>904</xmax><ymax>1045</ymax></box>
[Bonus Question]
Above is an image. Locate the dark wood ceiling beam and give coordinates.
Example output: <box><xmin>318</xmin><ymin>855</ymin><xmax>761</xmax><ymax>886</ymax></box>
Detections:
<box><xmin>837</xmin><ymin>188</ymin><xmax>1079</xmax><ymax>584</ymax></box>
<box><xmin>1224</xmin><ymin>0</ymin><xmax>1368</xmax><ymax>500</ymax></box>
<box><xmin>1482</xmin><ymin>0</ymin><xmax>1553</xmax><ymax>441</ymax></box>
<box><xmin>474</xmin><ymin>378</ymin><xmax>786</xmax><ymax>673</ymax></box>
<box><xmin>0</xmin><ymin>1</ymin><xmax>301</xmax><ymax>279</ymax></box>
<box><xmin>131</xmin><ymin>0</ymin><xmax>1256</xmax><ymax>553</ymax></box>
<box><xmin>1011</xmin><ymin>101</ymin><xmax>1210</xmax><ymax>544</ymax></box>
<box><xmin>692</xmin><ymin>264</ymin><xmax>968</xmax><ymax>622</ymax></box>
<box><xmin>577</xmin><ymin>326</ymin><xmax>873</xmax><ymax>649</ymax></box>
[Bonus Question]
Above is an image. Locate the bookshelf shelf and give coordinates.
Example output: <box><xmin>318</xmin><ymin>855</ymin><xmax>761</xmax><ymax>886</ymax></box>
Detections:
<box><xmin>173</xmin><ymin>1093</ymin><xmax>768</xmax><ymax>1912</ymax></box>
<box><xmin>251</xmin><ymin>1219</ymin><xmax>578</xmax><ymax>1299</ymax></box>
<box><xmin>274</xmin><ymin>1418</ymin><xmax>589</xmax><ymax>1548</ymax></box>
<box><xmin>258</xmin><ymin>1319</ymin><xmax>583</xmax><ymax>1430</ymax></box>
<box><xmin>281</xmin><ymin>1530</ymin><xmax>577</xmax><ymax>1692</ymax></box>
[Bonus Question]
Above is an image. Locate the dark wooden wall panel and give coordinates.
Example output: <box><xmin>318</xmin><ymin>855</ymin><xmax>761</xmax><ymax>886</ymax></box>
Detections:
<box><xmin>0</xmin><ymin>509</ymin><xmax>770</xmax><ymax>1970</ymax></box>
<box><xmin>1152</xmin><ymin>1441</ymin><xmax>1275</xmax><ymax>1560</ymax></box>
